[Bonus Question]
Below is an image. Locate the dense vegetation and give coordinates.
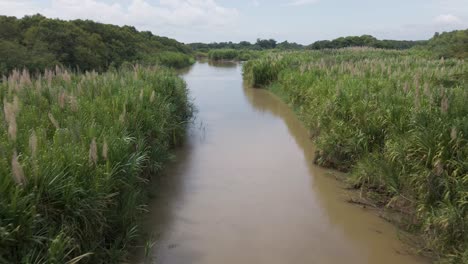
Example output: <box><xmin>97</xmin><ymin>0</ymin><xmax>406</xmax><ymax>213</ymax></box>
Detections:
<box><xmin>0</xmin><ymin>14</ymin><xmax>194</xmax><ymax>76</ymax></box>
<box><xmin>306</xmin><ymin>35</ymin><xmax>426</xmax><ymax>50</ymax></box>
<box><xmin>190</xmin><ymin>35</ymin><xmax>426</xmax><ymax>54</ymax></box>
<box><xmin>421</xmin><ymin>29</ymin><xmax>468</xmax><ymax>59</ymax></box>
<box><xmin>190</xmin><ymin>38</ymin><xmax>304</xmax><ymax>52</ymax></box>
<box><xmin>243</xmin><ymin>49</ymin><xmax>467</xmax><ymax>263</ymax></box>
<box><xmin>208</xmin><ymin>49</ymin><xmax>263</xmax><ymax>61</ymax></box>
<box><xmin>0</xmin><ymin>66</ymin><xmax>193</xmax><ymax>263</ymax></box>
<box><xmin>195</xmin><ymin>30</ymin><xmax>468</xmax><ymax>59</ymax></box>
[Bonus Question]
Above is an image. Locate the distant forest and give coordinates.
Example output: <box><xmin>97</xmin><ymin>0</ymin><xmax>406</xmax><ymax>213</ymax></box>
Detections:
<box><xmin>189</xmin><ymin>36</ymin><xmax>426</xmax><ymax>51</ymax></box>
<box><xmin>0</xmin><ymin>14</ymin><xmax>193</xmax><ymax>76</ymax></box>
<box><xmin>190</xmin><ymin>30</ymin><xmax>468</xmax><ymax>59</ymax></box>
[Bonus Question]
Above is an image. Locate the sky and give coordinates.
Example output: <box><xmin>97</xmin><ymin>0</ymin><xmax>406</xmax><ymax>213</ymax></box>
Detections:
<box><xmin>0</xmin><ymin>0</ymin><xmax>467</xmax><ymax>44</ymax></box>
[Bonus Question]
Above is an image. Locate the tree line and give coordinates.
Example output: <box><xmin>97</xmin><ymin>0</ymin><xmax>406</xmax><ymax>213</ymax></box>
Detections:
<box><xmin>306</xmin><ymin>35</ymin><xmax>426</xmax><ymax>50</ymax></box>
<box><xmin>189</xmin><ymin>30</ymin><xmax>468</xmax><ymax>59</ymax></box>
<box><xmin>190</xmin><ymin>39</ymin><xmax>304</xmax><ymax>51</ymax></box>
<box><xmin>189</xmin><ymin>36</ymin><xmax>425</xmax><ymax>51</ymax></box>
<box><xmin>421</xmin><ymin>29</ymin><xmax>468</xmax><ymax>59</ymax></box>
<box><xmin>0</xmin><ymin>14</ymin><xmax>193</xmax><ymax>76</ymax></box>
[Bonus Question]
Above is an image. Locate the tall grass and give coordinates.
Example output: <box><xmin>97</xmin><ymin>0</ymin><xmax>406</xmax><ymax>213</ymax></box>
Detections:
<box><xmin>141</xmin><ymin>51</ymin><xmax>195</xmax><ymax>69</ymax></box>
<box><xmin>244</xmin><ymin>48</ymin><xmax>467</xmax><ymax>263</ymax></box>
<box><xmin>0</xmin><ymin>66</ymin><xmax>193</xmax><ymax>263</ymax></box>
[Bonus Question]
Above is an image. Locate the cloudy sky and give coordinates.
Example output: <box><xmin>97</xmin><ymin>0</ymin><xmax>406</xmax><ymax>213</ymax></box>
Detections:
<box><xmin>0</xmin><ymin>0</ymin><xmax>467</xmax><ymax>44</ymax></box>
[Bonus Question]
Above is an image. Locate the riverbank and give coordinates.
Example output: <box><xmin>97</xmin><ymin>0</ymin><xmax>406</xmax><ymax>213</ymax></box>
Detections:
<box><xmin>243</xmin><ymin>49</ymin><xmax>467</xmax><ymax>263</ymax></box>
<box><xmin>0</xmin><ymin>66</ymin><xmax>193</xmax><ymax>263</ymax></box>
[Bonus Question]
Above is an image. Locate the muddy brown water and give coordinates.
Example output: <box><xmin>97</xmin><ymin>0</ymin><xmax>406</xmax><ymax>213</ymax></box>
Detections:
<box><xmin>133</xmin><ymin>61</ymin><xmax>428</xmax><ymax>264</ymax></box>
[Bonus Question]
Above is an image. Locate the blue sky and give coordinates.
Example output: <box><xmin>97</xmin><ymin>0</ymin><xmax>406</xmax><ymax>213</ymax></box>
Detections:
<box><xmin>0</xmin><ymin>0</ymin><xmax>467</xmax><ymax>43</ymax></box>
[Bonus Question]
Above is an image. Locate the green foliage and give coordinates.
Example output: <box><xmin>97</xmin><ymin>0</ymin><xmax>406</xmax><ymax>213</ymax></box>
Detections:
<box><xmin>208</xmin><ymin>49</ymin><xmax>262</xmax><ymax>61</ymax></box>
<box><xmin>422</xmin><ymin>29</ymin><xmax>468</xmax><ymax>59</ymax></box>
<box><xmin>243</xmin><ymin>54</ymin><xmax>287</xmax><ymax>87</ymax></box>
<box><xmin>0</xmin><ymin>66</ymin><xmax>193</xmax><ymax>263</ymax></box>
<box><xmin>307</xmin><ymin>35</ymin><xmax>426</xmax><ymax>50</ymax></box>
<box><xmin>0</xmin><ymin>14</ymin><xmax>194</xmax><ymax>76</ymax></box>
<box><xmin>276</xmin><ymin>41</ymin><xmax>305</xmax><ymax>50</ymax></box>
<box><xmin>143</xmin><ymin>51</ymin><xmax>196</xmax><ymax>68</ymax></box>
<box><xmin>243</xmin><ymin>48</ymin><xmax>468</xmax><ymax>262</ymax></box>
<box><xmin>190</xmin><ymin>39</ymin><xmax>304</xmax><ymax>52</ymax></box>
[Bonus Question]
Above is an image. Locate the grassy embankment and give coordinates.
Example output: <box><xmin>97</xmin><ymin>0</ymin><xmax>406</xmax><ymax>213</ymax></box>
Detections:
<box><xmin>0</xmin><ymin>66</ymin><xmax>193</xmax><ymax>263</ymax></box>
<box><xmin>243</xmin><ymin>48</ymin><xmax>467</xmax><ymax>263</ymax></box>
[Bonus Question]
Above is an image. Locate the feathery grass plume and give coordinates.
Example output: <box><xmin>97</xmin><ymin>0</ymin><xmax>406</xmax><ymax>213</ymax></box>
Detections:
<box><xmin>58</xmin><ymin>91</ymin><xmax>67</xmax><ymax>109</ymax></box>
<box><xmin>48</xmin><ymin>113</ymin><xmax>60</xmax><ymax>129</ymax></box>
<box><xmin>12</xmin><ymin>96</ymin><xmax>20</xmax><ymax>114</ymax></box>
<box><xmin>3</xmin><ymin>99</ymin><xmax>18</xmax><ymax>141</ymax></box>
<box><xmin>29</xmin><ymin>130</ymin><xmax>38</xmax><ymax>157</ymax></box>
<box><xmin>134</xmin><ymin>65</ymin><xmax>139</xmax><ymax>79</ymax></box>
<box><xmin>20</xmin><ymin>68</ymin><xmax>32</xmax><ymax>88</ymax></box>
<box><xmin>69</xmin><ymin>94</ymin><xmax>79</xmax><ymax>112</ymax></box>
<box><xmin>46</xmin><ymin>69</ymin><xmax>53</xmax><ymax>88</ymax></box>
<box><xmin>450</xmin><ymin>127</ymin><xmax>457</xmax><ymax>141</ymax></box>
<box><xmin>441</xmin><ymin>96</ymin><xmax>449</xmax><ymax>114</ymax></box>
<box><xmin>423</xmin><ymin>82</ymin><xmax>430</xmax><ymax>96</ymax></box>
<box><xmin>102</xmin><ymin>139</ymin><xmax>108</xmax><ymax>161</ymax></box>
<box><xmin>150</xmin><ymin>91</ymin><xmax>156</xmax><ymax>103</ymax></box>
<box><xmin>434</xmin><ymin>160</ymin><xmax>444</xmax><ymax>176</ymax></box>
<box><xmin>35</xmin><ymin>78</ymin><xmax>42</xmax><ymax>92</ymax></box>
<box><xmin>414</xmin><ymin>78</ymin><xmax>421</xmax><ymax>109</ymax></box>
<box><xmin>403</xmin><ymin>82</ymin><xmax>409</xmax><ymax>93</ymax></box>
<box><xmin>11</xmin><ymin>151</ymin><xmax>26</xmax><ymax>185</ymax></box>
<box><xmin>3</xmin><ymin>99</ymin><xmax>13</xmax><ymax>123</ymax></box>
<box><xmin>299</xmin><ymin>64</ymin><xmax>306</xmax><ymax>74</ymax></box>
<box><xmin>77</xmin><ymin>83</ymin><xmax>83</xmax><ymax>95</ymax></box>
<box><xmin>8</xmin><ymin>69</ymin><xmax>20</xmax><ymax>92</ymax></box>
<box><xmin>89</xmin><ymin>138</ymin><xmax>98</xmax><ymax>166</ymax></box>
<box><xmin>2</xmin><ymin>75</ymin><xmax>6</xmax><ymax>84</ymax></box>
<box><xmin>119</xmin><ymin>106</ymin><xmax>126</xmax><ymax>123</ymax></box>
<box><xmin>139</xmin><ymin>89</ymin><xmax>144</xmax><ymax>101</ymax></box>
<box><xmin>7</xmin><ymin>116</ymin><xmax>17</xmax><ymax>142</ymax></box>
<box><xmin>413</xmin><ymin>74</ymin><xmax>420</xmax><ymax>91</ymax></box>
<box><xmin>62</xmin><ymin>70</ymin><xmax>71</xmax><ymax>83</ymax></box>
<box><xmin>55</xmin><ymin>65</ymin><xmax>62</xmax><ymax>76</ymax></box>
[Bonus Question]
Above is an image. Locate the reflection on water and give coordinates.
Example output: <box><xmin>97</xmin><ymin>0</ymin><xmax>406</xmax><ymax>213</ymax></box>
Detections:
<box><xmin>134</xmin><ymin>61</ymin><xmax>428</xmax><ymax>264</ymax></box>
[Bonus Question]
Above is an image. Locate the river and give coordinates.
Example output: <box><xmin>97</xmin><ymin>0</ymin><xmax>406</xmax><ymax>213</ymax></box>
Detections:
<box><xmin>133</xmin><ymin>61</ymin><xmax>428</xmax><ymax>264</ymax></box>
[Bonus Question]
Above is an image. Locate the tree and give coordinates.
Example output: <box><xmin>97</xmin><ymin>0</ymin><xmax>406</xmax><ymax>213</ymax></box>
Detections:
<box><xmin>256</xmin><ymin>38</ymin><xmax>277</xmax><ymax>49</ymax></box>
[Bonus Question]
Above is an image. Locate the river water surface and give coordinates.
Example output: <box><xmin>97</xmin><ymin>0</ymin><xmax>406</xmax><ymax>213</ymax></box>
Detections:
<box><xmin>135</xmin><ymin>61</ymin><xmax>427</xmax><ymax>264</ymax></box>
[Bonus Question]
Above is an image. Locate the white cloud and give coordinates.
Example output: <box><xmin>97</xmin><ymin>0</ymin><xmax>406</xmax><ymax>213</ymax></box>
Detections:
<box><xmin>252</xmin><ymin>0</ymin><xmax>260</xmax><ymax>7</ymax></box>
<box><xmin>434</xmin><ymin>14</ymin><xmax>462</xmax><ymax>24</ymax></box>
<box><xmin>287</xmin><ymin>0</ymin><xmax>319</xmax><ymax>6</ymax></box>
<box><xmin>0</xmin><ymin>0</ymin><xmax>42</xmax><ymax>17</ymax></box>
<box><xmin>0</xmin><ymin>0</ymin><xmax>239</xmax><ymax>42</ymax></box>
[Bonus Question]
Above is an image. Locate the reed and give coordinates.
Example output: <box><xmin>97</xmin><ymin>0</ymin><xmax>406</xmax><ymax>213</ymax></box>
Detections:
<box><xmin>0</xmin><ymin>65</ymin><xmax>193</xmax><ymax>263</ymax></box>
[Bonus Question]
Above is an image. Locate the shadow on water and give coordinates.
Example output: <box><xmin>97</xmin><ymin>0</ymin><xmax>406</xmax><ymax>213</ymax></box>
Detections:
<box><xmin>132</xmin><ymin>134</ymin><xmax>194</xmax><ymax>263</ymax></box>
